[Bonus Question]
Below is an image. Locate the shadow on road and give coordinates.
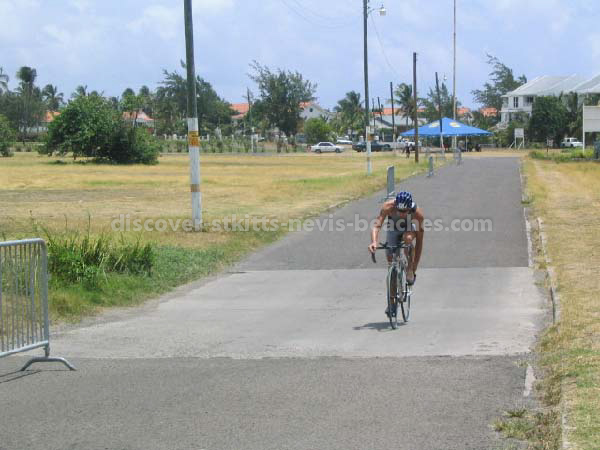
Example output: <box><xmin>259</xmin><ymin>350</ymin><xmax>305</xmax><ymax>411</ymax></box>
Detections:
<box><xmin>0</xmin><ymin>369</ymin><xmax>42</xmax><ymax>384</ymax></box>
<box><xmin>353</xmin><ymin>321</ymin><xmax>407</xmax><ymax>331</ymax></box>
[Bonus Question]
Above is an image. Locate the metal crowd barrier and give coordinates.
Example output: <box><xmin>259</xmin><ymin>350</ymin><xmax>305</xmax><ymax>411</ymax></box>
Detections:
<box><xmin>0</xmin><ymin>239</ymin><xmax>75</xmax><ymax>371</ymax></box>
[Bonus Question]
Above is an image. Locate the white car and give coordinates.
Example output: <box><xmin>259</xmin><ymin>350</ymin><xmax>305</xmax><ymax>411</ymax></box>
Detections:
<box><xmin>561</xmin><ymin>137</ymin><xmax>583</xmax><ymax>148</ymax></box>
<box><xmin>335</xmin><ymin>138</ymin><xmax>353</xmax><ymax>145</ymax></box>
<box><xmin>311</xmin><ymin>142</ymin><xmax>343</xmax><ymax>153</ymax></box>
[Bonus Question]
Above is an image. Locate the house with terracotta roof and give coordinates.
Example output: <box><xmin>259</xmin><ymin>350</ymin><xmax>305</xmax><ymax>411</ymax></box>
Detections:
<box><xmin>123</xmin><ymin>110</ymin><xmax>155</xmax><ymax>128</ymax></box>
<box><xmin>479</xmin><ymin>107</ymin><xmax>498</xmax><ymax>118</ymax></box>
<box><xmin>231</xmin><ymin>103</ymin><xmax>250</xmax><ymax>121</ymax></box>
<box><xmin>26</xmin><ymin>110</ymin><xmax>60</xmax><ymax>133</ymax></box>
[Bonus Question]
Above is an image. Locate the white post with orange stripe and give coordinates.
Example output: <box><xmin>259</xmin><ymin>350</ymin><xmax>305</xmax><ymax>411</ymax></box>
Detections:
<box><xmin>187</xmin><ymin>118</ymin><xmax>202</xmax><ymax>231</ymax></box>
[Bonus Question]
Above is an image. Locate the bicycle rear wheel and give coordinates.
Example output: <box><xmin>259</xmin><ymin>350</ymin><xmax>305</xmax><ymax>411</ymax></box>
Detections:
<box><xmin>386</xmin><ymin>266</ymin><xmax>399</xmax><ymax>329</ymax></box>
<box><xmin>399</xmin><ymin>267</ymin><xmax>411</xmax><ymax>322</ymax></box>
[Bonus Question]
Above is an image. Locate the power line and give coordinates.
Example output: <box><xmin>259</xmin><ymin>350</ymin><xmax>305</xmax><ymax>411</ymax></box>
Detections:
<box><xmin>279</xmin><ymin>0</ymin><xmax>358</xmax><ymax>29</ymax></box>
<box><xmin>288</xmin><ymin>0</ymin><xmax>358</xmax><ymax>27</ymax></box>
<box><xmin>370</xmin><ymin>14</ymin><xmax>402</xmax><ymax>80</ymax></box>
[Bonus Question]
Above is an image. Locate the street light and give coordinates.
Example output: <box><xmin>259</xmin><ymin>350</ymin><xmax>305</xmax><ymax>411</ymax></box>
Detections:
<box><xmin>363</xmin><ymin>1</ymin><xmax>386</xmax><ymax>174</ymax></box>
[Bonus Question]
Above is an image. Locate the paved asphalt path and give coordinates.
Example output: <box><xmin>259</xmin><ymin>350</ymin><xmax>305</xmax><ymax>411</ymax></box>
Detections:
<box><xmin>1</xmin><ymin>157</ymin><xmax>546</xmax><ymax>450</ymax></box>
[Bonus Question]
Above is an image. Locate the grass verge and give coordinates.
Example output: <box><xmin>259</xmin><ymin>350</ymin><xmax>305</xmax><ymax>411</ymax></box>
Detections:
<box><xmin>523</xmin><ymin>157</ymin><xmax>600</xmax><ymax>449</ymax></box>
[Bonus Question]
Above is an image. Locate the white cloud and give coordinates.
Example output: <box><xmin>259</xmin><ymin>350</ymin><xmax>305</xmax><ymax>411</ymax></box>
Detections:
<box><xmin>128</xmin><ymin>5</ymin><xmax>180</xmax><ymax>40</ymax></box>
<box><xmin>69</xmin><ymin>0</ymin><xmax>92</xmax><ymax>13</ymax></box>
<box><xmin>0</xmin><ymin>0</ymin><xmax>40</xmax><ymax>42</ymax></box>
<box><xmin>192</xmin><ymin>0</ymin><xmax>234</xmax><ymax>13</ymax></box>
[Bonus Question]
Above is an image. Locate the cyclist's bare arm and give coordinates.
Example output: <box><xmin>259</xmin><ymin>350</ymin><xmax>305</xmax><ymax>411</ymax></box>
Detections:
<box><xmin>412</xmin><ymin>208</ymin><xmax>425</xmax><ymax>271</ymax></box>
<box><xmin>369</xmin><ymin>200</ymin><xmax>395</xmax><ymax>253</ymax></box>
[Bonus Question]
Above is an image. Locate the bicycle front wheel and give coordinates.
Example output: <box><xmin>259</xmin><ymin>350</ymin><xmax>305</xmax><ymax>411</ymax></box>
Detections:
<box><xmin>387</xmin><ymin>266</ymin><xmax>399</xmax><ymax>329</ymax></box>
<box><xmin>399</xmin><ymin>266</ymin><xmax>411</xmax><ymax>322</ymax></box>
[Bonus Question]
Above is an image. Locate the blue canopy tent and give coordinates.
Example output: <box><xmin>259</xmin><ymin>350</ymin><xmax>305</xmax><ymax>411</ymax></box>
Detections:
<box><xmin>401</xmin><ymin>117</ymin><xmax>493</xmax><ymax>137</ymax></box>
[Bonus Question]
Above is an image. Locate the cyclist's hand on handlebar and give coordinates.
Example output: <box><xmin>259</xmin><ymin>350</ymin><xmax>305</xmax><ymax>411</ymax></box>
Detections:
<box><xmin>368</xmin><ymin>242</ymin><xmax>377</xmax><ymax>254</ymax></box>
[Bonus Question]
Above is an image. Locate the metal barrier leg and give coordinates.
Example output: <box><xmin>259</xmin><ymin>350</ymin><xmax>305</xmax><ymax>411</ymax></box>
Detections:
<box><xmin>20</xmin><ymin>345</ymin><xmax>76</xmax><ymax>371</ymax></box>
<box><xmin>21</xmin><ymin>356</ymin><xmax>76</xmax><ymax>371</ymax></box>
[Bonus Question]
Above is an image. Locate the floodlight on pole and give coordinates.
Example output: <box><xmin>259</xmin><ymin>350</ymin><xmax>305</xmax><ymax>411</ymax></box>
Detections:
<box><xmin>363</xmin><ymin>0</ymin><xmax>386</xmax><ymax>175</ymax></box>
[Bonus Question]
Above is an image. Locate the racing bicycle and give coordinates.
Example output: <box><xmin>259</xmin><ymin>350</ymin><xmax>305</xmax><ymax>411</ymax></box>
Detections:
<box><xmin>371</xmin><ymin>242</ymin><xmax>413</xmax><ymax>329</ymax></box>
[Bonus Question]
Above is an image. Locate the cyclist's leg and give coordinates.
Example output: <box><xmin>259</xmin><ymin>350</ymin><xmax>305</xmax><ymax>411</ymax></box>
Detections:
<box><xmin>386</xmin><ymin>228</ymin><xmax>402</xmax><ymax>264</ymax></box>
<box><xmin>385</xmin><ymin>229</ymin><xmax>402</xmax><ymax>316</ymax></box>
<box><xmin>403</xmin><ymin>225</ymin><xmax>416</xmax><ymax>284</ymax></box>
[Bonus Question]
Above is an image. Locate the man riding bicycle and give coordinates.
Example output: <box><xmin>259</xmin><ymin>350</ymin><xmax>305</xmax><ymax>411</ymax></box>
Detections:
<box><xmin>368</xmin><ymin>191</ymin><xmax>425</xmax><ymax>286</ymax></box>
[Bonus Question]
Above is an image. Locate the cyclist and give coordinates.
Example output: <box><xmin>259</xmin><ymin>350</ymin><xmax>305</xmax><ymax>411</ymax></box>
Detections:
<box><xmin>368</xmin><ymin>191</ymin><xmax>425</xmax><ymax>286</ymax></box>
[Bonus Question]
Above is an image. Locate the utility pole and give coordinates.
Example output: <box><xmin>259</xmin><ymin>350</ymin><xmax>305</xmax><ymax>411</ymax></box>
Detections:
<box><xmin>377</xmin><ymin>96</ymin><xmax>384</xmax><ymax>141</ymax></box>
<box><xmin>452</xmin><ymin>0</ymin><xmax>457</xmax><ymax>150</ymax></box>
<box><xmin>245</xmin><ymin>87</ymin><xmax>255</xmax><ymax>153</ymax></box>
<box><xmin>435</xmin><ymin>71</ymin><xmax>444</xmax><ymax>150</ymax></box>
<box><xmin>390</xmin><ymin>82</ymin><xmax>396</xmax><ymax>143</ymax></box>
<box><xmin>184</xmin><ymin>0</ymin><xmax>201</xmax><ymax>230</ymax></box>
<box><xmin>372</xmin><ymin>98</ymin><xmax>377</xmax><ymax>134</ymax></box>
<box><xmin>363</xmin><ymin>0</ymin><xmax>371</xmax><ymax>174</ymax></box>
<box><xmin>413</xmin><ymin>52</ymin><xmax>419</xmax><ymax>163</ymax></box>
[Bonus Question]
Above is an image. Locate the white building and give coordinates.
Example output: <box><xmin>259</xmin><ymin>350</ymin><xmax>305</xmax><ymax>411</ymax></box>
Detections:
<box><xmin>500</xmin><ymin>74</ymin><xmax>600</xmax><ymax>124</ymax></box>
<box><xmin>300</xmin><ymin>102</ymin><xmax>331</xmax><ymax>121</ymax></box>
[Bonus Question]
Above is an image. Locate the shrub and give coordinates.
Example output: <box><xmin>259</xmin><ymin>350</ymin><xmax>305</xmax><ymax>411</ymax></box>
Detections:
<box><xmin>44</xmin><ymin>95</ymin><xmax>158</xmax><ymax>164</ymax></box>
<box><xmin>104</xmin><ymin>126</ymin><xmax>160</xmax><ymax>165</ymax></box>
<box><xmin>304</xmin><ymin>117</ymin><xmax>333</xmax><ymax>144</ymax></box>
<box><xmin>0</xmin><ymin>114</ymin><xmax>15</xmax><ymax>157</ymax></box>
<box><xmin>45</xmin><ymin>230</ymin><xmax>154</xmax><ymax>289</ymax></box>
<box><xmin>44</xmin><ymin>95</ymin><xmax>119</xmax><ymax>159</ymax></box>
<box><xmin>530</xmin><ymin>149</ymin><xmax>594</xmax><ymax>162</ymax></box>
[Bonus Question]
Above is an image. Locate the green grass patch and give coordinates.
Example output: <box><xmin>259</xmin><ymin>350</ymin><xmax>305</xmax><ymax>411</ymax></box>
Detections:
<box><xmin>49</xmin><ymin>228</ymin><xmax>284</xmax><ymax>320</ymax></box>
<box><xmin>529</xmin><ymin>149</ymin><xmax>596</xmax><ymax>162</ymax></box>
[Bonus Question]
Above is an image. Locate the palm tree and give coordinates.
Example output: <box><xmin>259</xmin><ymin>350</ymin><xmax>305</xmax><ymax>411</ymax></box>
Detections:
<box><xmin>42</xmin><ymin>84</ymin><xmax>64</xmax><ymax>111</ymax></box>
<box><xmin>72</xmin><ymin>84</ymin><xmax>88</xmax><ymax>99</ymax></box>
<box><xmin>391</xmin><ymin>83</ymin><xmax>416</xmax><ymax>128</ymax></box>
<box><xmin>0</xmin><ymin>67</ymin><xmax>9</xmax><ymax>93</ymax></box>
<box><xmin>16</xmin><ymin>66</ymin><xmax>38</xmax><ymax>140</ymax></box>
<box><xmin>334</xmin><ymin>91</ymin><xmax>364</xmax><ymax>136</ymax></box>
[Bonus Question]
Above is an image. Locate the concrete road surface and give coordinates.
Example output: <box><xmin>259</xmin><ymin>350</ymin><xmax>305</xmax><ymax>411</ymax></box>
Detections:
<box><xmin>1</xmin><ymin>157</ymin><xmax>547</xmax><ymax>450</ymax></box>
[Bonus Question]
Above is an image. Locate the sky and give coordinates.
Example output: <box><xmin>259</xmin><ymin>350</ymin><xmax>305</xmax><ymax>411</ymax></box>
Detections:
<box><xmin>1</xmin><ymin>0</ymin><xmax>599</xmax><ymax>110</ymax></box>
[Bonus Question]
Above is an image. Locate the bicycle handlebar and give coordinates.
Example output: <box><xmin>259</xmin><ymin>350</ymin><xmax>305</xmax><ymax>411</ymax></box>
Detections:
<box><xmin>370</xmin><ymin>242</ymin><xmax>410</xmax><ymax>264</ymax></box>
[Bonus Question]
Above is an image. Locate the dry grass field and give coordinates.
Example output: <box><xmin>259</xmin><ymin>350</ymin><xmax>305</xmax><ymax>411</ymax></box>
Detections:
<box><xmin>0</xmin><ymin>151</ymin><xmax>429</xmax><ymax>318</ymax></box>
<box><xmin>1</xmin><ymin>151</ymin><xmax>423</xmax><ymax>246</ymax></box>
<box><xmin>525</xmin><ymin>158</ymin><xmax>600</xmax><ymax>449</ymax></box>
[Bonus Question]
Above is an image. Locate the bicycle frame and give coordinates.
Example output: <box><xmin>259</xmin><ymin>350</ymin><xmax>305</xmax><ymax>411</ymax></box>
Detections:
<box><xmin>372</xmin><ymin>241</ymin><xmax>413</xmax><ymax>326</ymax></box>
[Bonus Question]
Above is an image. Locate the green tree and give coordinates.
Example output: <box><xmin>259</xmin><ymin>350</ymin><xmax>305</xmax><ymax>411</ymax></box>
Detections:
<box><xmin>472</xmin><ymin>54</ymin><xmax>527</xmax><ymax>112</ymax></box>
<box><xmin>156</xmin><ymin>66</ymin><xmax>234</xmax><ymax>135</ymax></box>
<box><xmin>71</xmin><ymin>85</ymin><xmax>88</xmax><ymax>99</ymax></box>
<box><xmin>0</xmin><ymin>91</ymin><xmax>21</xmax><ymax>131</ymax></box>
<box><xmin>138</xmin><ymin>85</ymin><xmax>154</xmax><ymax>116</ymax></box>
<box><xmin>0</xmin><ymin>113</ymin><xmax>15</xmax><ymax>156</ymax></box>
<box><xmin>304</xmin><ymin>117</ymin><xmax>332</xmax><ymax>144</ymax></box>
<box><xmin>121</xmin><ymin>87</ymin><xmax>142</xmax><ymax>127</ymax></box>
<box><xmin>45</xmin><ymin>95</ymin><xmax>158</xmax><ymax>164</ymax></box>
<box><xmin>471</xmin><ymin>110</ymin><xmax>495</xmax><ymax>131</ymax></box>
<box><xmin>249</xmin><ymin>61</ymin><xmax>316</xmax><ymax>137</ymax></box>
<box><xmin>529</xmin><ymin>96</ymin><xmax>568</xmax><ymax>144</ymax></box>
<box><xmin>42</xmin><ymin>84</ymin><xmax>64</xmax><ymax>111</ymax></box>
<box><xmin>421</xmin><ymin>82</ymin><xmax>458</xmax><ymax>122</ymax></box>
<box><xmin>333</xmin><ymin>91</ymin><xmax>364</xmax><ymax>136</ymax></box>
<box><xmin>390</xmin><ymin>83</ymin><xmax>417</xmax><ymax>128</ymax></box>
<box><xmin>45</xmin><ymin>94</ymin><xmax>120</xmax><ymax>158</ymax></box>
<box><xmin>16</xmin><ymin>66</ymin><xmax>44</xmax><ymax>140</ymax></box>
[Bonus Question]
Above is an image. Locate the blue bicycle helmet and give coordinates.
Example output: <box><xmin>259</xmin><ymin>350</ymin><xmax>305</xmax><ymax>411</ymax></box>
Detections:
<box><xmin>395</xmin><ymin>191</ymin><xmax>414</xmax><ymax>210</ymax></box>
